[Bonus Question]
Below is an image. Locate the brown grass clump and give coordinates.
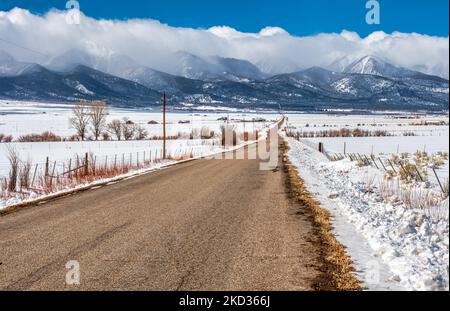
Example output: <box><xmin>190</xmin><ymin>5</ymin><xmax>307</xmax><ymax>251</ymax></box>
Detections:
<box><xmin>286</xmin><ymin>128</ymin><xmax>389</xmax><ymax>139</ymax></box>
<box><xmin>0</xmin><ymin>134</ymin><xmax>13</xmax><ymax>143</ymax></box>
<box><xmin>6</xmin><ymin>146</ymin><xmax>20</xmax><ymax>192</ymax></box>
<box><xmin>18</xmin><ymin>131</ymin><xmax>62</xmax><ymax>142</ymax></box>
<box><xmin>281</xmin><ymin>141</ymin><xmax>361</xmax><ymax>291</ymax></box>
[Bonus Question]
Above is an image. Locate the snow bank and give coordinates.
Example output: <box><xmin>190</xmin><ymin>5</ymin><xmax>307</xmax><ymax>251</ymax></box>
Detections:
<box><xmin>284</xmin><ymin>135</ymin><xmax>449</xmax><ymax>291</ymax></box>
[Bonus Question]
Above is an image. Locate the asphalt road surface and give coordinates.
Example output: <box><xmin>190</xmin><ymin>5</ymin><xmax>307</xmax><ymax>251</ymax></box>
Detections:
<box><xmin>0</xmin><ymin>143</ymin><xmax>323</xmax><ymax>290</ymax></box>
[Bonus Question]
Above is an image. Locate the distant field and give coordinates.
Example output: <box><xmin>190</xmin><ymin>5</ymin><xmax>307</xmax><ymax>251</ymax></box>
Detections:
<box><xmin>0</xmin><ymin>100</ymin><xmax>277</xmax><ymax>178</ymax></box>
<box><xmin>0</xmin><ymin>100</ymin><xmax>274</xmax><ymax>138</ymax></box>
<box><xmin>286</xmin><ymin>112</ymin><xmax>449</xmax><ymax>187</ymax></box>
<box><xmin>286</xmin><ymin>113</ymin><xmax>449</xmax><ymax>154</ymax></box>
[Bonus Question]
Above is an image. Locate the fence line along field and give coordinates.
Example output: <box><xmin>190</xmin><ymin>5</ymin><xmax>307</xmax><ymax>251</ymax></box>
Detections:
<box><xmin>285</xmin><ymin>113</ymin><xmax>449</xmax><ymax>192</ymax></box>
<box><xmin>0</xmin><ymin>101</ymin><xmax>275</xmax><ymax>178</ymax></box>
<box><xmin>0</xmin><ymin>100</ymin><xmax>276</xmax><ymax>208</ymax></box>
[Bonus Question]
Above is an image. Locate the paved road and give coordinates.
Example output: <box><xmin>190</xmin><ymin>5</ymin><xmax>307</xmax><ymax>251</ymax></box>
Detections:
<box><xmin>0</xmin><ymin>143</ymin><xmax>323</xmax><ymax>290</ymax></box>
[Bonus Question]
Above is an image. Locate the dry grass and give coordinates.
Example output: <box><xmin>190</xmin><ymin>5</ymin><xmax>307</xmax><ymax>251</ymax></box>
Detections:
<box><xmin>281</xmin><ymin>141</ymin><xmax>361</xmax><ymax>291</ymax></box>
<box><xmin>1</xmin><ymin>149</ymin><xmax>195</xmax><ymax>199</ymax></box>
<box><xmin>442</xmin><ymin>179</ymin><xmax>449</xmax><ymax>199</ymax></box>
<box><xmin>286</xmin><ymin>128</ymin><xmax>390</xmax><ymax>138</ymax></box>
<box><xmin>6</xmin><ymin>146</ymin><xmax>19</xmax><ymax>192</ymax></box>
<box><xmin>0</xmin><ymin>134</ymin><xmax>13</xmax><ymax>143</ymax></box>
<box><xmin>19</xmin><ymin>159</ymin><xmax>32</xmax><ymax>190</ymax></box>
<box><xmin>17</xmin><ymin>131</ymin><xmax>62</xmax><ymax>142</ymax></box>
<box><xmin>378</xmin><ymin>178</ymin><xmax>447</xmax><ymax>218</ymax></box>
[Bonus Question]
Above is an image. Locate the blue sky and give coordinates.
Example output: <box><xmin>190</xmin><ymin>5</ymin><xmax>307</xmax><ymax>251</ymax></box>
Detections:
<box><xmin>0</xmin><ymin>0</ymin><xmax>448</xmax><ymax>37</ymax></box>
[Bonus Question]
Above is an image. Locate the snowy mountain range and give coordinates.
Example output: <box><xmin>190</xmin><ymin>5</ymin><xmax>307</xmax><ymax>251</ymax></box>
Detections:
<box><xmin>0</xmin><ymin>50</ymin><xmax>448</xmax><ymax>111</ymax></box>
<box><xmin>0</xmin><ymin>50</ymin><xmax>35</xmax><ymax>77</ymax></box>
<box><xmin>344</xmin><ymin>55</ymin><xmax>428</xmax><ymax>78</ymax></box>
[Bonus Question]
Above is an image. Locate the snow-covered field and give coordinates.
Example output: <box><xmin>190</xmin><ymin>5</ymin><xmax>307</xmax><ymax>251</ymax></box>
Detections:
<box><xmin>0</xmin><ymin>100</ymin><xmax>280</xmax><ymax>210</ymax></box>
<box><xmin>286</xmin><ymin>113</ymin><xmax>448</xmax><ymax>137</ymax></box>
<box><xmin>0</xmin><ymin>100</ymin><xmax>274</xmax><ymax>138</ymax></box>
<box><xmin>285</xmin><ymin>112</ymin><xmax>449</xmax><ymax>189</ymax></box>
<box><xmin>284</xmin><ymin>134</ymin><xmax>449</xmax><ymax>291</ymax></box>
<box><xmin>308</xmin><ymin>136</ymin><xmax>449</xmax><ymax>155</ymax></box>
<box><xmin>0</xmin><ymin>139</ymin><xmax>222</xmax><ymax>180</ymax></box>
<box><xmin>0</xmin><ymin>100</ymin><xmax>277</xmax><ymax>179</ymax></box>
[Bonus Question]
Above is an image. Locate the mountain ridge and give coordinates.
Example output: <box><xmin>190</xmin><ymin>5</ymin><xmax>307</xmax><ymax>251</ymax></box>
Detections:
<box><xmin>0</xmin><ymin>50</ymin><xmax>448</xmax><ymax>111</ymax></box>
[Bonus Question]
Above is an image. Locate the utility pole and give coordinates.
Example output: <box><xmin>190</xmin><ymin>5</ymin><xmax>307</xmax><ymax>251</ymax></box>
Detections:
<box><xmin>163</xmin><ymin>93</ymin><xmax>167</xmax><ymax>160</ymax></box>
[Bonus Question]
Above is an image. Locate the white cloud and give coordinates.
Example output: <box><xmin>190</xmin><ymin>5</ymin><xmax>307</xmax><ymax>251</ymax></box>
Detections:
<box><xmin>0</xmin><ymin>7</ymin><xmax>448</xmax><ymax>78</ymax></box>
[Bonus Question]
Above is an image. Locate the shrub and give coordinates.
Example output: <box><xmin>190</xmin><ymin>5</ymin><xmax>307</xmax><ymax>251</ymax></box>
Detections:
<box><xmin>399</xmin><ymin>163</ymin><xmax>419</xmax><ymax>182</ymax></box>
<box><xmin>437</xmin><ymin>151</ymin><xmax>448</xmax><ymax>160</ymax></box>
<box><xmin>384</xmin><ymin>170</ymin><xmax>396</xmax><ymax>180</ymax></box>
<box><xmin>6</xmin><ymin>147</ymin><xmax>19</xmax><ymax>192</ymax></box>
<box><xmin>442</xmin><ymin>179</ymin><xmax>449</xmax><ymax>199</ymax></box>
<box><xmin>19</xmin><ymin>159</ymin><xmax>32</xmax><ymax>190</ymax></box>
<box><xmin>102</xmin><ymin>132</ymin><xmax>111</xmax><ymax>141</ymax></box>
<box><xmin>67</xmin><ymin>135</ymin><xmax>81</xmax><ymax>141</ymax></box>
<box><xmin>135</xmin><ymin>125</ymin><xmax>148</xmax><ymax>140</ymax></box>
<box><xmin>17</xmin><ymin>131</ymin><xmax>61</xmax><ymax>142</ymax></box>
<box><xmin>2</xmin><ymin>135</ymin><xmax>13</xmax><ymax>143</ymax></box>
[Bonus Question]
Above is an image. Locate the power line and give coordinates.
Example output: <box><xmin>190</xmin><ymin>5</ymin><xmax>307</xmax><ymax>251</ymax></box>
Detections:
<box><xmin>0</xmin><ymin>37</ymin><xmax>49</xmax><ymax>58</ymax></box>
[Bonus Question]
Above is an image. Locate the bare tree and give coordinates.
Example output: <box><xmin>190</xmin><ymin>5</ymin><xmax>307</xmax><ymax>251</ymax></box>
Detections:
<box><xmin>122</xmin><ymin>119</ymin><xmax>136</xmax><ymax>141</ymax></box>
<box><xmin>89</xmin><ymin>101</ymin><xmax>108</xmax><ymax>140</ymax></box>
<box><xmin>70</xmin><ymin>103</ymin><xmax>90</xmax><ymax>141</ymax></box>
<box><xmin>135</xmin><ymin>125</ymin><xmax>148</xmax><ymax>140</ymax></box>
<box><xmin>107</xmin><ymin>119</ymin><xmax>123</xmax><ymax>141</ymax></box>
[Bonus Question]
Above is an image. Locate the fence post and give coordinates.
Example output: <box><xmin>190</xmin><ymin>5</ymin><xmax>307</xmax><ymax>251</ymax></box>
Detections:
<box><xmin>318</xmin><ymin>142</ymin><xmax>324</xmax><ymax>153</ymax></box>
<box><xmin>379</xmin><ymin>158</ymin><xmax>387</xmax><ymax>171</ymax></box>
<box><xmin>45</xmin><ymin>157</ymin><xmax>49</xmax><ymax>178</ymax></box>
<box><xmin>93</xmin><ymin>156</ymin><xmax>97</xmax><ymax>175</ymax></box>
<box><xmin>387</xmin><ymin>159</ymin><xmax>397</xmax><ymax>174</ymax></box>
<box><xmin>84</xmin><ymin>153</ymin><xmax>89</xmax><ymax>175</ymax></box>
<box><xmin>370</xmin><ymin>155</ymin><xmax>379</xmax><ymax>169</ymax></box>
<box><xmin>414</xmin><ymin>165</ymin><xmax>424</xmax><ymax>182</ymax></box>
<box><xmin>31</xmin><ymin>163</ymin><xmax>38</xmax><ymax>187</ymax></box>
<box><xmin>399</xmin><ymin>162</ymin><xmax>408</xmax><ymax>177</ymax></box>
<box><xmin>49</xmin><ymin>161</ymin><xmax>56</xmax><ymax>187</ymax></box>
<box><xmin>357</xmin><ymin>153</ymin><xmax>363</xmax><ymax>162</ymax></box>
<box><xmin>363</xmin><ymin>155</ymin><xmax>372</xmax><ymax>166</ymax></box>
<box><xmin>432</xmin><ymin>167</ymin><xmax>445</xmax><ymax>194</ymax></box>
<box><xmin>68</xmin><ymin>159</ymin><xmax>72</xmax><ymax>178</ymax></box>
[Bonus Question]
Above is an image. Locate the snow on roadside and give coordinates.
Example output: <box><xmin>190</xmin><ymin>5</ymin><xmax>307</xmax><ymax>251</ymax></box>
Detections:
<box><xmin>283</xmin><ymin>135</ymin><xmax>449</xmax><ymax>291</ymax></box>
<box><xmin>0</xmin><ymin>161</ymin><xmax>170</xmax><ymax>210</ymax></box>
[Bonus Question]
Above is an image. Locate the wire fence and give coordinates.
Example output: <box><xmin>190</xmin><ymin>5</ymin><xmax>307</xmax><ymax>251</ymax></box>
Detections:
<box><xmin>286</xmin><ymin>133</ymin><xmax>449</xmax><ymax>197</ymax></box>
<box><xmin>0</xmin><ymin>144</ymin><xmax>211</xmax><ymax>195</ymax></box>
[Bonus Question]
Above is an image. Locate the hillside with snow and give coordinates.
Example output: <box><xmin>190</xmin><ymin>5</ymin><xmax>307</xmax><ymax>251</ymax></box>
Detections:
<box><xmin>0</xmin><ymin>50</ymin><xmax>448</xmax><ymax>111</ymax></box>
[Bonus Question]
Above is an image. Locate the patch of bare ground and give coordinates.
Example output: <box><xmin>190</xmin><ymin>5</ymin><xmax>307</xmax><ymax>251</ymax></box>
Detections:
<box><xmin>281</xmin><ymin>141</ymin><xmax>362</xmax><ymax>291</ymax></box>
